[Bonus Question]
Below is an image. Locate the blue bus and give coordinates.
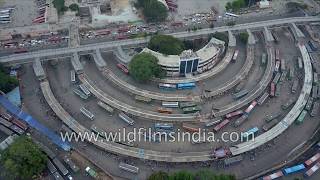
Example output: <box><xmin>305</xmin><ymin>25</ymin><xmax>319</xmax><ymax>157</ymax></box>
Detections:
<box><xmin>283</xmin><ymin>164</ymin><xmax>306</xmax><ymax>175</ymax></box>
<box><xmin>177</xmin><ymin>82</ymin><xmax>196</xmax><ymax>90</ymax></box>
<box><xmin>154</xmin><ymin>123</ymin><xmax>174</xmax><ymax>130</ymax></box>
<box><xmin>308</xmin><ymin>41</ymin><xmax>318</xmax><ymax>51</ymax></box>
<box><xmin>241</xmin><ymin>127</ymin><xmax>259</xmax><ymax>141</ymax></box>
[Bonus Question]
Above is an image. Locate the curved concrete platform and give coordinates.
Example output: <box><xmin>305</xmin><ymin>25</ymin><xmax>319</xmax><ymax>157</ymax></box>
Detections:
<box><xmin>100</xmin><ymin>68</ymin><xmax>200</xmax><ymax>102</ymax></box>
<box><xmin>213</xmin><ymin>44</ymin><xmax>275</xmax><ymax>117</ymax></box>
<box><xmin>40</xmin><ymin>80</ymin><xmax>212</xmax><ymax>162</ymax></box>
<box><xmin>204</xmin><ymin>45</ymin><xmax>254</xmax><ymax>99</ymax></box>
<box><xmin>230</xmin><ymin>44</ymin><xmax>313</xmax><ymax>155</ymax></box>
<box><xmin>78</xmin><ymin>73</ymin><xmax>198</xmax><ymax>122</ymax></box>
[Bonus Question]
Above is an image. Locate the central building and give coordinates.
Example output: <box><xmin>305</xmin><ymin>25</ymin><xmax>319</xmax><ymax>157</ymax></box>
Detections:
<box><xmin>141</xmin><ymin>37</ymin><xmax>225</xmax><ymax>77</ymax></box>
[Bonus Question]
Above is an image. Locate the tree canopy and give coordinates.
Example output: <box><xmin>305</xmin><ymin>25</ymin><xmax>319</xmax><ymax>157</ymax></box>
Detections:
<box><xmin>0</xmin><ymin>136</ymin><xmax>47</xmax><ymax>179</ymax></box>
<box><xmin>211</xmin><ymin>32</ymin><xmax>229</xmax><ymax>46</ymax></box>
<box><xmin>53</xmin><ymin>0</ymin><xmax>68</xmax><ymax>14</ymax></box>
<box><xmin>225</xmin><ymin>0</ymin><xmax>249</xmax><ymax>12</ymax></box>
<box><xmin>0</xmin><ymin>65</ymin><xmax>18</xmax><ymax>93</ymax></box>
<box><xmin>148</xmin><ymin>35</ymin><xmax>185</xmax><ymax>55</ymax></box>
<box><xmin>148</xmin><ymin>169</ymin><xmax>236</xmax><ymax>180</ymax></box>
<box><xmin>129</xmin><ymin>52</ymin><xmax>166</xmax><ymax>82</ymax></box>
<box><xmin>136</xmin><ymin>0</ymin><xmax>168</xmax><ymax>22</ymax></box>
<box><xmin>69</xmin><ymin>3</ymin><xmax>80</xmax><ymax>12</ymax></box>
<box><xmin>239</xmin><ymin>32</ymin><xmax>249</xmax><ymax>44</ymax></box>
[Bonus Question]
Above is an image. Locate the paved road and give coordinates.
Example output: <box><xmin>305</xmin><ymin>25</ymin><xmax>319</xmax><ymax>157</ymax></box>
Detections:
<box><xmin>1</xmin><ymin>17</ymin><xmax>320</xmax><ymax>65</ymax></box>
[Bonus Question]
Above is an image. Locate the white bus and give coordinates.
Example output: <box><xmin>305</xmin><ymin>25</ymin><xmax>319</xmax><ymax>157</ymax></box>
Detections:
<box><xmin>162</xmin><ymin>101</ymin><xmax>179</xmax><ymax>108</ymax></box>
<box><xmin>80</xmin><ymin>107</ymin><xmax>94</xmax><ymax>120</ymax></box>
<box><xmin>70</xmin><ymin>70</ymin><xmax>76</xmax><ymax>83</ymax></box>
<box><xmin>79</xmin><ymin>84</ymin><xmax>91</xmax><ymax>96</ymax></box>
<box><xmin>97</xmin><ymin>101</ymin><xmax>114</xmax><ymax>113</ymax></box>
<box><xmin>118</xmin><ymin>112</ymin><xmax>134</xmax><ymax>125</ymax></box>
<box><xmin>225</xmin><ymin>12</ymin><xmax>239</xmax><ymax>17</ymax></box>
<box><xmin>119</xmin><ymin>162</ymin><xmax>139</xmax><ymax>174</ymax></box>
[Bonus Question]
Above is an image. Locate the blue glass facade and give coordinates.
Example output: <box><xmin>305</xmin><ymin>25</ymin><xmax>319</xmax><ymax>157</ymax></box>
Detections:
<box><xmin>179</xmin><ymin>58</ymin><xmax>199</xmax><ymax>75</ymax></box>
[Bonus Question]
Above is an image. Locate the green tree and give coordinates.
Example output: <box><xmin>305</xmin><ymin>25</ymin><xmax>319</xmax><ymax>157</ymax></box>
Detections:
<box><xmin>226</xmin><ymin>21</ymin><xmax>236</xmax><ymax>26</ymax></box>
<box><xmin>129</xmin><ymin>52</ymin><xmax>165</xmax><ymax>82</ymax></box>
<box><xmin>211</xmin><ymin>32</ymin><xmax>229</xmax><ymax>45</ymax></box>
<box><xmin>136</xmin><ymin>0</ymin><xmax>168</xmax><ymax>22</ymax></box>
<box><xmin>0</xmin><ymin>65</ymin><xmax>18</xmax><ymax>93</ymax></box>
<box><xmin>169</xmin><ymin>171</ymin><xmax>194</xmax><ymax>180</ymax></box>
<box><xmin>148</xmin><ymin>35</ymin><xmax>185</xmax><ymax>55</ymax></box>
<box><xmin>148</xmin><ymin>171</ymin><xmax>169</xmax><ymax>180</ymax></box>
<box><xmin>239</xmin><ymin>32</ymin><xmax>249</xmax><ymax>44</ymax></box>
<box><xmin>0</xmin><ymin>136</ymin><xmax>47</xmax><ymax>179</ymax></box>
<box><xmin>225</xmin><ymin>0</ymin><xmax>247</xmax><ymax>11</ymax></box>
<box><xmin>53</xmin><ymin>0</ymin><xmax>67</xmax><ymax>14</ymax></box>
<box><xmin>69</xmin><ymin>3</ymin><xmax>79</xmax><ymax>12</ymax></box>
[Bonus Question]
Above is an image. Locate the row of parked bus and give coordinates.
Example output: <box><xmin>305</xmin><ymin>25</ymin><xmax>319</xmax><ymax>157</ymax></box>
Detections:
<box><xmin>262</xmin><ymin>150</ymin><xmax>320</xmax><ymax>179</ymax></box>
<box><xmin>158</xmin><ymin>82</ymin><xmax>196</xmax><ymax>90</ymax></box>
<box><xmin>32</xmin><ymin>0</ymin><xmax>48</xmax><ymax>24</ymax></box>
<box><xmin>160</xmin><ymin>101</ymin><xmax>201</xmax><ymax>114</ymax></box>
<box><xmin>0</xmin><ymin>7</ymin><xmax>14</xmax><ymax>24</ymax></box>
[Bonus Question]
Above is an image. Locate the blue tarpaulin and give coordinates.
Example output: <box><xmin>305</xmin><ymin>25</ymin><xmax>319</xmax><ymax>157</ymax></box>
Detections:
<box><xmin>6</xmin><ymin>87</ymin><xmax>21</xmax><ymax>107</ymax></box>
<box><xmin>0</xmin><ymin>95</ymin><xmax>71</xmax><ymax>151</ymax></box>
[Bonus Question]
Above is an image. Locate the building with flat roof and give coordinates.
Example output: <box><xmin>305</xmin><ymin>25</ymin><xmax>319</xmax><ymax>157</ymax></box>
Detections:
<box><xmin>141</xmin><ymin>37</ymin><xmax>224</xmax><ymax>76</ymax></box>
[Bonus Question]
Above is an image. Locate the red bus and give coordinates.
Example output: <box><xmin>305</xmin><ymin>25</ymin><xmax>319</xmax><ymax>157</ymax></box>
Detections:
<box><xmin>94</xmin><ymin>29</ymin><xmax>111</xmax><ymax>36</ymax></box>
<box><xmin>213</xmin><ymin>119</ymin><xmax>230</xmax><ymax>132</ymax></box>
<box><xmin>182</xmin><ymin>123</ymin><xmax>200</xmax><ymax>132</ymax></box>
<box><xmin>11</xmin><ymin>119</ymin><xmax>28</xmax><ymax>131</ymax></box>
<box><xmin>225</xmin><ymin>110</ymin><xmax>243</xmax><ymax>119</ymax></box>
<box><xmin>157</xmin><ymin>107</ymin><xmax>173</xmax><ymax>114</ymax></box>
<box><xmin>14</xmin><ymin>48</ymin><xmax>28</xmax><ymax>54</ymax></box>
<box><xmin>304</xmin><ymin>153</ymin><xmax>320</xmax><ymax>167</ymax></box>
<box><xmin>117</xmin><ymin>63</ymin><xmax>129</xmax><ymax>74</ymax></box>
<box><xmin>270</xmin><ymin>82</ymin><xmax>275</xmax><ymax>97</ymax></box>
<box><xmin>244</xmin><ymin>101</ymin><xmax>257</xmax><ymax>114</ymax></box>
<box><xmin>118</xmin><ymin>26</ymin><xmax>130</xmax><ymax>33</ymax></box>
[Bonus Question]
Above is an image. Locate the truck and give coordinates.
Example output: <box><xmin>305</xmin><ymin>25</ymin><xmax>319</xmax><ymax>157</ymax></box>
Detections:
<box><xmin>85</xmin><ymin>167</ymin><xmax>98</xmax><ymax>178</ymax></box>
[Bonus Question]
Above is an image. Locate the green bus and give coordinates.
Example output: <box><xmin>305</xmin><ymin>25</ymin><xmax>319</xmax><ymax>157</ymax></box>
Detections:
<box><xmin>295</xmin><ymin>110</ymin><xmax>307</xmax><ymax>125</ymax></box>
<box><xmin>182</xmin><ymin>106</ymin><xmax>201</xmax><ymax>114</ymax></box>
<box><xmin>179</xmin><ymin>102</ymin><xmax>197</xmax><ymax>109</ymax></box>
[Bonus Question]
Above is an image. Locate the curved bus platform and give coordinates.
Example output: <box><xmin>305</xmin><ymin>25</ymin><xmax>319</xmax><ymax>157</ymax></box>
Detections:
<box><xmin>230</xmin><ymin>44</ymin><xmax>313</xmax><ymax>155</ymax></box>
<box><xmin>78</xmin><ymin>73</ymin><xmax>198</xmax><ymax>122</ymax></box>
<box><xmin>40</xmin><ymin>80</ymin><xmax>213</xmax><ymax>162</ymax></box>
<box><xmin>204</xmin><ymin>44</ymin><xmax>255</xmax><ymax>99</ymax></box>
<box><xmin>101</xmin><ymin>68</ymin><xmax>200</xmax><ymax>102</ymax></box>
<box><xmin>212</xmin><ymin>44</ymin><xmax>275</xmax><ymax>117</ymax></box>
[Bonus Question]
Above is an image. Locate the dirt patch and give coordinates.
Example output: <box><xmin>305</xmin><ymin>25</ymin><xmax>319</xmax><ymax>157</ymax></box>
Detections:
<box><xmin>70</xmin><ymin>150</ymin><xmax>113</xmax><ymax>180</ymax></box>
